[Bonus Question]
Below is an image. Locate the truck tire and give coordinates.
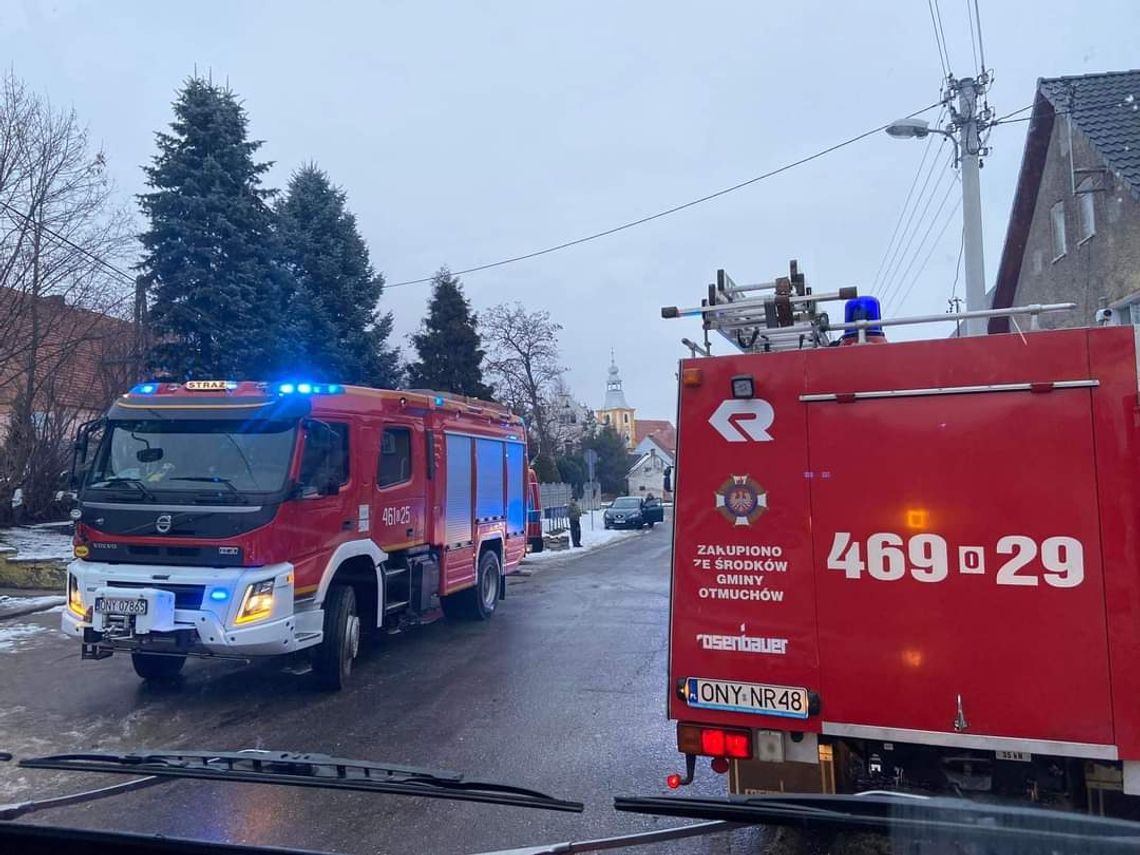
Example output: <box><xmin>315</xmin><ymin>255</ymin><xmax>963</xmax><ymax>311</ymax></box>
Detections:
<box><xmin>313</xmin><ymin>585</ymin><xmax>360</xmax><ymax>691</ymax></box>
<box><xmin>131</xmin><ymin>652</ymin><xmax>185</xmax><ymax>681</ymax></box>
<box><xmin>441</xmin><ymin>550</ymin><xmax>501</xmax><ymax>621</ymax></box>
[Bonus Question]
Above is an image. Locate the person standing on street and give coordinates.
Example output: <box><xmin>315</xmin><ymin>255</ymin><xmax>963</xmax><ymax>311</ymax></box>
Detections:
<box><xmin>568</xmin><ymin>497</ymin><xmax>583</xmax><ymax>548</ymax></box>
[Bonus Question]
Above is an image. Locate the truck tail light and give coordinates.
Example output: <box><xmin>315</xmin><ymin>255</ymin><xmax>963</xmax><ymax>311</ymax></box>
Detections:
<box><xmin>677</xmin><ymin>723</ymin><xmax>752</xmax><ymax>759</ymax></box>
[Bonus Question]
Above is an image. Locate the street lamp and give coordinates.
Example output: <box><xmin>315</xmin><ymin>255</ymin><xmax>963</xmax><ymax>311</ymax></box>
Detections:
<box><xmin>885</xmin><ymin>118</ymin><xmax>932</xmax><ymax>139</ymax></box>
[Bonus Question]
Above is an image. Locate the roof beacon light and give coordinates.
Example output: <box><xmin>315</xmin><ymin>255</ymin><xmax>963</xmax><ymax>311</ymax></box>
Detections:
<box><xmin>131</xmin><ymin>383</ymin><xmax>158</xmax><ymax>395</ymax></box>
<box><xmin>271</xmin><ymin>382</ymin><xmax>344</xmax><ymax>396</ymax></box>
<box><xmin>842</xmin><ymin>297</ymin><xmax>885</xmax><ymax>341</ymax></box>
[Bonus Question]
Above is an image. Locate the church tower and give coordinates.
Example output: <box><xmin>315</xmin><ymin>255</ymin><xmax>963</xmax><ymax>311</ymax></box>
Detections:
<box><xmin>595</xmin><ymin>352</ymin><xmax>636</xmax><ymax>448</ymax></box>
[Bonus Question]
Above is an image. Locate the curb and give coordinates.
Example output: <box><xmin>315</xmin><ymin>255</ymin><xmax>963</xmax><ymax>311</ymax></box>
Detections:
<box><xmin>0</xmin><ymin>597</ymin><xmax>65</xmax><ymax>622</ymax></box>
<box><xmin>519</xmin><ymin>529</ymin><xmax>648</xmax><ymax>575</ymax></box>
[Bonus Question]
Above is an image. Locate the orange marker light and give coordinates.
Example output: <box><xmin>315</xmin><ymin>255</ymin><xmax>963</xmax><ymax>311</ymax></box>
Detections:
<box><xmin>905</xmin><ymin>508</ymin><xmax>929</xmax><ymax>529</ymax></box>
<box><xmin>682</xmin><ymin>368</ymin><xmax>703</xmax><ymax>387</ymax></box>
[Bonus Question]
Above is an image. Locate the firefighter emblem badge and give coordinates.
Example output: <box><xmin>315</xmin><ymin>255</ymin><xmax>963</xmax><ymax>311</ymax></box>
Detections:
<box><xmin>715</xmin><ymin>475</ymin><xmax>767</xmax><ymax>526</ymax></box>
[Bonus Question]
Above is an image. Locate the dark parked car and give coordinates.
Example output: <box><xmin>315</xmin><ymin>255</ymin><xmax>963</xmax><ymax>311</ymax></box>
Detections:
<box><xmin>604</xmin><ymin>495</ymin><xmax>664</xmax><ymax>529</ymax></box>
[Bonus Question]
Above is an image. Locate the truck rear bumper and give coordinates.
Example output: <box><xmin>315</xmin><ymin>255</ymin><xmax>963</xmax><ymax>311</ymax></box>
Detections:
<box><xmin>61</xmin><ymin>560</ymin><xmax>323</xmax><ymax>658</ymax></box>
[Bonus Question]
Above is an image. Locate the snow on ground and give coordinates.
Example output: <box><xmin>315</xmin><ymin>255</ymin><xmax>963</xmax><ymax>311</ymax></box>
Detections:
<box><xmin>0</xmin><ymin>595</ymin><xmax>66</xmax><ymax>618</ymax></box>
<box><xmin>522</xmin><ymin>509</ymin><xmax>644</xmax><ymax>564</ymax></box>
<box><xmin>0</xmin><ymin>620</ymin><xmax>53</xmax><ymax>652</ymax></box>
<box><xmin>0</xmin><ymin>525</ymin><xmax>73</xmax><ymax>561</ymax></box>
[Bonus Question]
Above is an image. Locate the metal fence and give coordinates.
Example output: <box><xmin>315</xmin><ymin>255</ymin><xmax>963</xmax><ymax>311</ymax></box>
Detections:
<box><xmin>537</xmin><ymin>482</ymin><xmax>572</xmax><ymax>533</ymax></box>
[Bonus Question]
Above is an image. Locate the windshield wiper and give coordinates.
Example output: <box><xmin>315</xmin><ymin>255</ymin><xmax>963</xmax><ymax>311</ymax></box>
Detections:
<box><xmin>87</xmin><ymin>477</ymin><xmax>155</xmax><ymax>501</ymax></box>
<box><xmin>170</xmin><ymin>476</ymin><xmax>240</xmax><ymax>493</ymax></box>
<box><xmin>20</xmin><ymin>750</ymin><xmax>584</xmax><ymax>813</ymax></box>
<box><xmin>614</xmin><ymin>793</ymin><xmax>1140</xmax><ymax>851</ymax></box>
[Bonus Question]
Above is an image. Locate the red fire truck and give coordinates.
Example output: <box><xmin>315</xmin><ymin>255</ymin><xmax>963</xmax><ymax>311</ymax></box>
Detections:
<box><xmin>62</xmin><ymin>381</ymin><xmax>529</xmax><ymax>689</ymax></box>
<box><xmin>663</xmin><ymin>264</ymin><xmax>1140</xmax><ymax>810</ymax></box>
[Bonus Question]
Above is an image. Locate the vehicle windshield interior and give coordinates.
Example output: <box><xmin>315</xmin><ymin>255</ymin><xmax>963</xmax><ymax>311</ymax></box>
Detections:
<box><xmin>87</xmin><ymin>419</ymin><xmax>297</xmax><ymax>494</ymax></box>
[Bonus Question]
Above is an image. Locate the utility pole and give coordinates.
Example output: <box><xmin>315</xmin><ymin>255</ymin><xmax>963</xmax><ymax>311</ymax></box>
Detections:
<box><xmin>952</xmin><ymin>76</ymin><xmax>989</xmax><ymax>335</ymax></box>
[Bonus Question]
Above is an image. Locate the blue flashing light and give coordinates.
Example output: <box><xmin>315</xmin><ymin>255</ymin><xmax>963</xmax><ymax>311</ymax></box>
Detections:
<box><xmin>842</xmin><ymin>296</ymin><xmax>884</xmax><ymax>339</ymax></box>
<box><xmin>209</xmin><ymin>589</ymin><xmax>229</xmax><ymax>602</ymax></box>
<box><xmin>434</xmin><ymin>396</ymin><xmax>445</xmax><ymax>407</ymax></box>
<box><xmin>131</xmin><ymin>383</ymin><xmax>158</xmax><ymax>395</ymax></box>
<box><xmin>273</xmin><ymin>381</ymin><xmax>346</xmax><ymax>396</ymax></box>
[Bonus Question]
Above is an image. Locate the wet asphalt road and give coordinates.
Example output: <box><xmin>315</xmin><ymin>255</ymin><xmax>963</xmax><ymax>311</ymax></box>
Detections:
<box><xmin>0</xmin><ymin>520</ymin><xmax>768</xmax><ymax>854</ymax></box>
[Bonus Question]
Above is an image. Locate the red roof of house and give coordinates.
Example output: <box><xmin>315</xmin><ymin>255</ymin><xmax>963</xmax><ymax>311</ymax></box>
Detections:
<box><xmin>0</xmin><ymin>287</ymin><xmax>139</xmax><ymax>415</ymax></box>
<box><xmin>634</xmin><ymin>419</ymin><xmax>676</xmax><ymax>454</ymax></box>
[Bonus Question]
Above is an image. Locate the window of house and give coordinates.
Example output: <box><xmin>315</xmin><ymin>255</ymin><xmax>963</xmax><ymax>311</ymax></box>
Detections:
<box><xmin>1078</xmin><ymin>179</ymin><xmax>1096</xmax><ymax>242</ymax></box>
<box><xmin>623</xmin><ymin>413</ymin><xmax>629</xmax><ymax>424</ymax></box>
<box><xmin>298</xmin><ymin>421</ymin><xmax>349</xmax><ymax>495</ymax></box>
<box><xmin>1050</xmin><ymin>201</ymin><xmax>1067</xmax><ymax>260</ymax></box>
<box><xmin>378</xmin><ymin>427</ymin><xmax>412</xmax><ymax>487</ymax></box>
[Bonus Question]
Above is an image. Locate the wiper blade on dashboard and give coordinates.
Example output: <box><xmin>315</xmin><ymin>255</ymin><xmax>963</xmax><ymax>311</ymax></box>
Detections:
<box><xmin>88</xmin><ymin>477</ymin><xmax>155</xmax><ymax>501</ymax></box>
<box><xmin>20</xmin><ymin>750</ymin><xmax>584</xmax><ymax>813</ymax></box>
<box><xmin>614</xmin><ymin>793</ymin><xmax>1140</xmax><ymax>851</ymax></box>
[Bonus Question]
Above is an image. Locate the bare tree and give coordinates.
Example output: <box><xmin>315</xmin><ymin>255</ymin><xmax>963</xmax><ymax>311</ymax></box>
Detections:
<box><xmin>0</xmin><ymin>72</ymin><xmax>136</xmax><ymax>522</ymax></box>
<box><xmin>482</xmin><ymin>302</ymin><xmax>566</xmax><ymax>460</ymax></box>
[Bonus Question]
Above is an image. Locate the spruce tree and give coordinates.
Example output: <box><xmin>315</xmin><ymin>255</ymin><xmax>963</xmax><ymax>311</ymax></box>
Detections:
<box><xmin>276</xmin><ymin>164</ymin><xmax>400</xmax><ymax>387</ymax></box>
<box><xmin>138</xmin><ymin>77</ymin><xmax>290</xmax><ymax>379</ymax></box>
<box><xmin>407</xmin><ymin>269</ymin><xmax>492</xmax><ymax>398</ymax></box>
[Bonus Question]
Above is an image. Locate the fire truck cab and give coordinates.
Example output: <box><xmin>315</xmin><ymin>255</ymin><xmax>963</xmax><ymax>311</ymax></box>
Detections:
<box><xmin>62</xmin><ymin>381</ymin><xmax>529</xmax><ymax>689</ymax></box>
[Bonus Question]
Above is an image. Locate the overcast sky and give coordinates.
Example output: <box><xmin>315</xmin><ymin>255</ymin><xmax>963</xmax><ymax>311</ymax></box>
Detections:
<box><xmin>6</xmin><ymin>1</ymin><xmax>1138</xmax><ymax>419</ymax></box>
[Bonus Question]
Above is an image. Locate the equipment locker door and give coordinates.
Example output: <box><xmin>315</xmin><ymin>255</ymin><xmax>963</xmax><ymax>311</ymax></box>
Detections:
<box><xmin>805</xmin><ymin>386</ymin><xmax>1113</xmax><ymax>747</ymax></box>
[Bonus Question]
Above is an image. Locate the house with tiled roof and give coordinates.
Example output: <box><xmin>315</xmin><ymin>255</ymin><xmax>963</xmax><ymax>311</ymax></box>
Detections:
<box><xmin>990</xmin><ymin>70</ymin><xmax>1140</xmax><ymax>332</ymax></box>
<box><xmin>0</xmin><ymin>287</ymin><xmax>140</xmax><ymax>431</ymax></box>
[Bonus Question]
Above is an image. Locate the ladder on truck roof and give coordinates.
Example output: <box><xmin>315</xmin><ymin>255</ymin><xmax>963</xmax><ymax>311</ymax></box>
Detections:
<box><xmin>661</xmin><ymin>259</ymin><xmax>1078</xmax><ymax>356</ymax></box>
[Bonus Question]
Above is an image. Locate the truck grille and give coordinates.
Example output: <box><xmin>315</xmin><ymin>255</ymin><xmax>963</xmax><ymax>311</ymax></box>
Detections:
<box><xmin>108</xmin><ymin>581</ymin><xmax>205</xmax><ymax>610</ymax></box>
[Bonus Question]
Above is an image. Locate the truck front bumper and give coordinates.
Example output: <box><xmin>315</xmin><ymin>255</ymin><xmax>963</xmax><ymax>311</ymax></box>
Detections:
<box><xmin>61</xmin><ymin>560</ymin><xmax>323</xmax><ymax>658</ymax></box>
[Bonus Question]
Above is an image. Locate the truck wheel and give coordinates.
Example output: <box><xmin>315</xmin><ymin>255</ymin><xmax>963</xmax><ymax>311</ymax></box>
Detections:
<box><xmin>131</xmin><ymin>652</ymin><xmax>185</xmax><ymax>681</ymax></box>
<box><xmin>441</xmin><ymin>550</ymin><xmax>501</xmax><ymax>621</ymax></box>
<box><xmin>313</xmin><ymin>585</ymin><xmax>360</xmax><ymax>691</ymax></box>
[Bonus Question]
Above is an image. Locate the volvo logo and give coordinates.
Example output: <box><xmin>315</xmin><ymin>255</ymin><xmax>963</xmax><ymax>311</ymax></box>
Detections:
<box><xmin>155</xmin><ymin>513</ymin><xmax>173</xmax><ymax>535</ymax></box>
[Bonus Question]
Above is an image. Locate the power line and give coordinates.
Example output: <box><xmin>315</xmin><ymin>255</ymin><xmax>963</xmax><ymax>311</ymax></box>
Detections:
<box><xmin>0</xmin><ymin>199</ymin><xmax>136</xmax><ymax>286</ymax></box>
<box><xmin>385</xmin><ymin>101</ymin><xmax>941</xmax><ymax>289</ymax></box>
<box><xmin>973</xmin><ymin>0</ymin><xmax>988</xmax><ymax>74</ymax></box>
<box><xmin>878</xmin><ymin>148</ymin><xmax>954</xmax><ymax>307</ymax></box>
<box><xmin>965</xmin><ymin>0</ymin><xmax>980</xmax><ymax>74</ymax></box>
<box><xmin>888</xmin><ymin>186</ymin><xmax>962</xmax><ymax>314</ymax></box>
<box><xmin>871</xmin><ymin>107</ymin><xmax>946</xmax><ymax>291</ymax></box>
<box><xmin>927</xmin><ymin>0</ymin><xmax>950</xmax><ymax>77</ymax></box>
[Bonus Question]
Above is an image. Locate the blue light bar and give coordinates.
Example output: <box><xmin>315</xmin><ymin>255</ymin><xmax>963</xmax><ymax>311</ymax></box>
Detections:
<box><xmin>131</xmin><ymin>383</ymin><xmax>158</xmax><ymax>395</ymax></box>
<box><xmin>434</xmin><ymin>396</ymin><xmax>445</xmax><ymax>407</ymax></box>
<box><xmin>209</xmin><ymin>589</ymin><xmax>229</xmax><ymax>602</ymax></box>
<box><xmin>271</xmin><ymin>382</ymin><xmax>346</xmax><ymax>396</ymax></box>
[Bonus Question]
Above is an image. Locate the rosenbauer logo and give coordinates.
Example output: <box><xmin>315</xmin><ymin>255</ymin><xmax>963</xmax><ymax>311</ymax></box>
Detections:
<box><xmin>708</xmin><ymin>399</ymin><xmax>775</xmax><ymax>442</ymax></box>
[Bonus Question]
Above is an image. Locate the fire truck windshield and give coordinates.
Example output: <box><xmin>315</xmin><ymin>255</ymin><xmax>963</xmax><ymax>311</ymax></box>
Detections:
<box><xmin>85</xmin><ymin>419</ymin><xmax>298</xmax><ymax>496</ymax></box>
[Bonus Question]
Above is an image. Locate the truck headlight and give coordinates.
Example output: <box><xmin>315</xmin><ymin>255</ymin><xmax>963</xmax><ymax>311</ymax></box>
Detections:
<box><xmin>235</xmin><ymin>579</ymin><xmax>275</xmax><ymax>625</ymax></box>
<box><xmin>68</xmin><ymin>574</ymin><xmax>85</xmax><ymax>618</ymax></box>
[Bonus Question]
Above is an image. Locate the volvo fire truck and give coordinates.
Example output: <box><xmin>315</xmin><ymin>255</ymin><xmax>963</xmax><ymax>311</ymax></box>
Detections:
<box><xmin>62</xmin><ymin>381</ymin><xmax>529</xmax><ymax>689</ymax></box>
<box><xmin>663</xmin><ymin>262</ymin><xmax>1140</xmax><ymax>811</ymax></box>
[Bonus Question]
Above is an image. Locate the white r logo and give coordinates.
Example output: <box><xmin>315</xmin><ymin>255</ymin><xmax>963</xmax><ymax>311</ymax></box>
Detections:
<box><xmin>709</xmin><ymin>399</ymin><xmax>775</xmax><ymax>442</ymax></box>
